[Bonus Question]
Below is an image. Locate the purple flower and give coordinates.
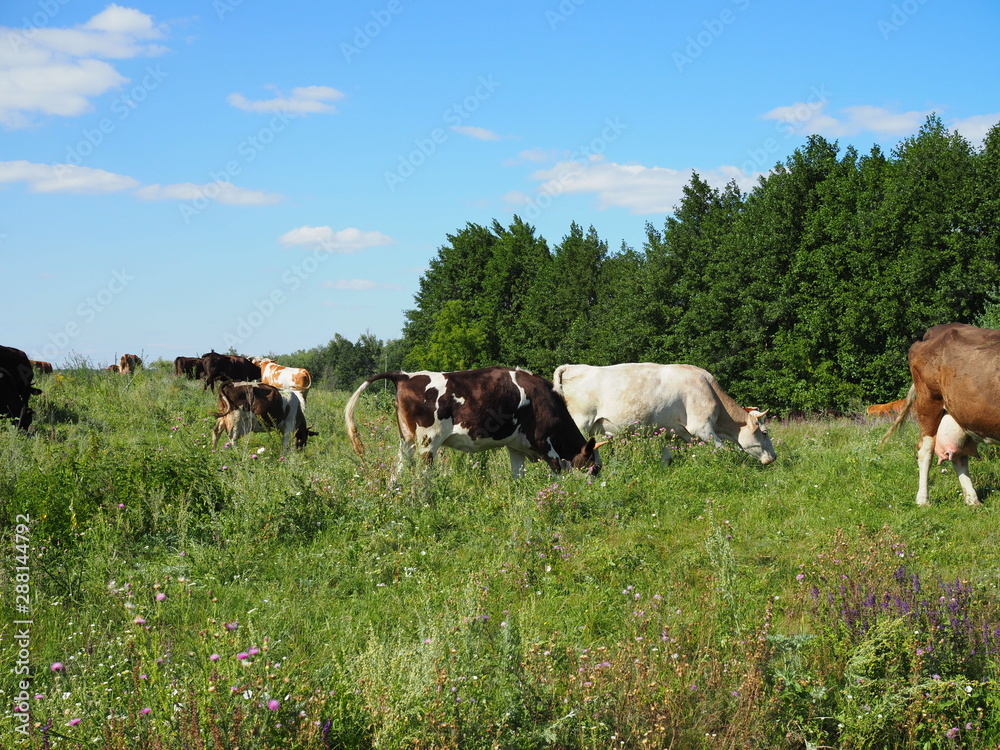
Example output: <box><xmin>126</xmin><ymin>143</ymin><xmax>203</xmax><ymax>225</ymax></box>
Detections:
<box><xmin>946</xmin><ymin>727</ymin><xmax>959</xmax><ymax>739</ymax></box>
<box><xmin>268</xmin><ymin>699</ymin><xmax>280</xmax><ymax>711</ymax></box>
<box><xmin>156</xmin><ymin>593</ymin><xmax>166</xmax><ymax>602</ymax></box>
<box><xmin>248</xmin><ymin>647</ymin><xmax>260</xmax><ymax>656</ymax></box>
<box><xmin>237</xmin><ymin>652</ymin><xmax>249</xmax><ymax>661</ymax></box>
<box><xmin>140</xmin><ymin>707</ymin><xmax>151</xmax><ymax>715</ymax></box>
<box><xmin>50</xmin><ymin>662</ymin><xmax>64</xmax><ymax>672</ymax></box>
<box><xmin>133</xmin><ymin>617</ymin><xmax>146</xmax><ymax>625</ymax></box>
<box><xmin>68</xmin><ymin>718</ymin><xmax>81</xmax><ymax>726</ymax></box>
<box><xmin>210</xmin><ymin>654</ymin><xmax>220</xmax><ymax>661</ymax></box>
<box><xmin>225</xmin><ymin>621</ymin><xmax>239</xmax><ymax>631</ymax></box>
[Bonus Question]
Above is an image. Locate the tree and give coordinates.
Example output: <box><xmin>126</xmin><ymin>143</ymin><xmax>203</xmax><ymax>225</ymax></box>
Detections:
<box><xmin>406</xmin><ymin>300</ymin><xmax>488</xmax><ymax>371</ymax></box>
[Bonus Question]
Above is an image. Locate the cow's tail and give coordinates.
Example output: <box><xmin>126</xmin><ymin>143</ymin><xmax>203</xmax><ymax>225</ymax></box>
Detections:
<box><xmin>878</xmin><ymin>384</ymin><xmax>916</xmax><ymax>448</ymax></box>
<box><xmin>212</xmin><ymin>387</ymin><xmax>235</xmax><ymax>419</ymax></box>
<box><xmin>551</xmin><ymin>364</ymin><xmax>568</xmax><ymax>394</ymax></box>
<box><xmin>344</xmin><ymin>372</ymin><xmax>405</xmax><ymax>457</ymax></box>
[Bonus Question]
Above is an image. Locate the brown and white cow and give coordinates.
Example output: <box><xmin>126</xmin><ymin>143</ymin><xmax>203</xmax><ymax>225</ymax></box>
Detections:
<box><xmin>881</xmin><ymin>322</ymin><xmax>1000</xmax><ymax>506</ymax></box>
<box><xmin>552</xmin><ymin>363</ymin><xmax>776</xmax><ymax>467</ymax></box>
<box><xmin>211</xmin><ymin>381</ymin><xmax>315</xmax><ymax>453</ymax></box>
<box><xmin>0</xmin><ymin>345</ymin><xmax>41</xmax><ymax>431</ymax></box>
<box><xmin>344</xmin><ymin>367</ymin><xmax>601</xmax><ymax>479</ymax></box>
<box><xmin>119</xmin><ymin>353</ymin><xmax>142</xmax><ymax>374</ymax></box>
<box><xmin>255</xmin><ymin>358</ymin><xmax>312</xmax><ymax>396</ymax></box>
<box><xmin>201</xmin><ymin>352</ymin><xmax>261</xmax><ymax>391</ymax></box>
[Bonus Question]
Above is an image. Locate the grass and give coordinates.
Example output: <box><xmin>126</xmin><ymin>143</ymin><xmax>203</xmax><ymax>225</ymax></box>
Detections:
<box><xmin>2</xmin><ymin>362</ymin><xmax>1000</xmax><ymax>748</ymax></box>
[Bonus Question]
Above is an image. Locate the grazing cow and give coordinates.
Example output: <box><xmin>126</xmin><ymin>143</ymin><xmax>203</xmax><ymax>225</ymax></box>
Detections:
<box><xmin>200</xmin><ymin>351</ymin><xmax>261</xmax><ymax>391</ymax></box>
<box><xmin>211</xmin><ymin>381</ymin><xmax>315</xmax><ymax>452</ymax></box>
<box><xmin>173</xmin><ymin>356</ymin><xmax>205</xmax><ymax>380</ymax></box>
<box><xmin>344</xmin><ymin>367</ymin><xmax>601</xmax><ymax>479</ymax></box>
<box><xmin>107</xmin><ymin>364</ymin><xmax>121</xmax><ymax>373</ymax></box>
<box><xmin>119</xmin><ymin>354</ymin><xmax>142</xmax><ymax>374</ymax></box>
<box><xmin>881</xmin><ymin>322</ymin><xmax>1000</xmax><ymax>506</ymax></box>
<box><xmin>30</xmin><ymin>360</ymin><xmax>54</xmax><ymax>374</ymax></box>
<box><xmin>552</xmin><ymin>363</ymin><xmax>776</xmax><ymax>466</ymax></box>
<box><xmin>866</xmin><ymin>398</ymin><xmax>907</xmax><ymax>416</ymax></box>
<box><xmin>255</xmin><ymin>358</ymin><xmax>312</xmax><ymax>396</ymax></box>
<box><xmin>0</xmin><ymin>345</ymin><xmax>41</xmax><ymax>431</ymax></box>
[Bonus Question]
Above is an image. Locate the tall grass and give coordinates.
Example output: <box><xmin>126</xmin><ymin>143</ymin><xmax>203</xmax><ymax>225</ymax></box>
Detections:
<box><xmin>2</xmin><ymin>364</ymin><xmax>999</xmax><ymax>748</ymax></box>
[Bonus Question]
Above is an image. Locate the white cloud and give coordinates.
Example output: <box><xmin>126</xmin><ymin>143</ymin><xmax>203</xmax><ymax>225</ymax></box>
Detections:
<box><xmin>0</xmin><ymin>160</ymin><xmax>139</xmax><ymax>193</ymax></box>
<box><xmin>323</xmin><ymin>279</ymin><xmax>377</xmax><ymax>291</ymax></box>
<box><xmin>0</xmin><ymin>5</ymin><xmax>168</xmax><ymax>128</ymax></box>
<box><xmin>451</xmin><ymin>125</ymin><xmax>503</xmax><ymax>141</ymax></box>
<box><xmin>227</xmin><ymin>85</ymin><xmax>344</xmax><ymax>115</ymax></box>
<box><xmin>135</xmin><ymin>182</ymin><xmax>283</xmax><ymax>205</ymax></box>
<box><xmin>951</xmin><ymin>113</ymin><xmax>1000</xmax><ymax>144</ymax></box>
<box><xmin>761</xmin><ymin>101</ymin><xmax>932</xmax><ymax>138</ymax></box>
<box><xmin>523</xmin><ymin>157</ymin><xmax>762</xmax><ymax>215</ymax></box>
<box><xmin>278</xmin><ymin>225</ymin><xmax>394</xmax><ymax>251</ymax></box>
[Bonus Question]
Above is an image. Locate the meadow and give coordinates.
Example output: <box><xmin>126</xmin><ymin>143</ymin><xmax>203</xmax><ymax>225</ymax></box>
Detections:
<box><xmin>2</xmin><ymin>362</ymin><xmax>1000</xmax><ymax>749</ymax></box>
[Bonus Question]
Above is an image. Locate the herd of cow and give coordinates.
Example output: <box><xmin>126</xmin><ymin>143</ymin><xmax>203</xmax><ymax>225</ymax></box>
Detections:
<box><xmin>1</xmin><ymin>323</ymin><xmax>998</xmax><ymax>506</ymax></box>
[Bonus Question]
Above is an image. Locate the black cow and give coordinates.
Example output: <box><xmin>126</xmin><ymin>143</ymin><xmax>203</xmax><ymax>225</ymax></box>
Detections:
<box><xmin>200</xmin><ymin>351</ymin><xmax>261</xmax><ymax>391</ymax></box>
<box><xmin>0</xmin><ymin>345</ymin><xmax>41</xmax><ymax>431</ymax></box>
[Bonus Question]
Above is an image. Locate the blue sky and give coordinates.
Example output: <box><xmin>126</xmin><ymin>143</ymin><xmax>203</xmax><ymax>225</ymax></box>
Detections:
<box><xmin>3</xmin><ymin>0</ymin><xmax>999</xmax><ymax>367</ymax></box>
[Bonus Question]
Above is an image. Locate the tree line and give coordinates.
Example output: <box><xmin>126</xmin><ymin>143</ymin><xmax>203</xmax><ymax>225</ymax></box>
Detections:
<box><xmin>281</xmin><ymin>115</ymin><xmax>1000</xmax><ymax>412</ymax></box>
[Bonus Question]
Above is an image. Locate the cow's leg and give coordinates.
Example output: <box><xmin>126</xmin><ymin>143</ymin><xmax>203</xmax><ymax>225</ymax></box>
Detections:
<box><xmin>952</xmin><ymin>455</ymin><xmax>982</xmax><ymax>506</ymax></box>
<box><xmin>211</xmin><ymin>417</ymin><xmax>227</xmax><ymax>449</ymax></box>
<box><xmin>916</xmin><ymin>435</ymin><xmax>934</xmax><ymax>506</ymax></box>
<box><xmin>390</xmin><ymin>439</ymin><xmax>415</xmax><ymax>483</ymax></box>
<box><xmin>507</xmin><ymin>449</ymin><xmax>527</xmax><ymax>478</ymax></box>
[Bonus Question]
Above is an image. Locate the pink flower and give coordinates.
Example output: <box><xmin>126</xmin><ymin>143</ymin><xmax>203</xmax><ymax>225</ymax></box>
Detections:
<box><xmin>68</xmin><ymin>718</ymin><xmax>81</xmax><ymax>726</ymax></box>
<box><xmin>210</xmin><ymin>654</ymin><xmax>220</xmax><ymax>661</ymax></box>
<box><xmin>267</xmin><ymin>699</ymin><xmax>280</xmax><ymax>711</ymax></box>
<box><xmin>50</xmin><ymin>662</ymin><xmax>64</xmax><ymax>672</ymax></box>
<box><xmin>134</xmin><ymin>617</ymin><xmax>147</xmax><ymax>625</ymax></box>
<box><xmin>140</xmin><ymin>707</ymin><xmax>151</xmax><ymax>715</ymax></box>
<box><xmin>156</xmin><ymin>593</ymin><xmax>166</xmax><ymax>602</ymax></box>
<box><xmin>248</xmin><ymin>647</ymin><xmax>259</xmax><ymax>656</ymax></box>
<box><xmin>237</xmin><ymin>652</ymin><xmax>249</xmax><ymax>661</ymax></box>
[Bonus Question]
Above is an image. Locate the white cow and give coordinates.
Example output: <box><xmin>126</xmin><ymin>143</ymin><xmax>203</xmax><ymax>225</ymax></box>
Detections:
<box><xmin>552</xmin><ymin>363</ymin><xmax>776</xmax><ymax>465</ymax></box>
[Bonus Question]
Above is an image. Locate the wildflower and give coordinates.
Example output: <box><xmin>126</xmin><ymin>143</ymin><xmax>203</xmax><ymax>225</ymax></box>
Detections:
<box><xmin>156</xmin><ymin>593</ymin><xmax>166</xmax><ymax>602</ymax></box>
<box><xmin>946</xmin><ymin>728</ymin><xmax>959</xmax><ymax>739</ymax></box>
<box><xmin>249</xmin><ymin>647</ymin><xmax>260</xmax><ymax>655</ymax></box>
<box><xmin>225</xmin><ymin>621</ymin><xmax>239</xmax><ymax>631</ymax></box>
<box><xmin>134</xmin><ymin>617</ymin><xmax>146</xmax><ymax>625</ymax></box>
<box><xmin>237</xmin><ymin>652</ymin><xmax>249</xmax><ymax>661</ymax></box>
<box><xmin>268</xmin><ymin>699</ymin><xmax>280</xmax><ymax>711</ymax></box>
<box><xmin>796</xmin><ymin>573</ymin><xmax>805</xmax><ymax>582</ymax></box>
<box><xmin>51</xmin><ymin>662</ymin><xmax>64</xmax><ymax>672</ymax></box>
<box><xmin>140</xmin><ymin>708</ymin><xmax>151</xmax><ymax>715</ymax></box>
<box><xmin>210</xmin><ymin>654</ymin><xmax>220</xmax><ymax>661</ymax></box>
<box><xmin>68</xmin><ymin>718</ymin><xmax>81</xmax><ymax>726</ymax></box>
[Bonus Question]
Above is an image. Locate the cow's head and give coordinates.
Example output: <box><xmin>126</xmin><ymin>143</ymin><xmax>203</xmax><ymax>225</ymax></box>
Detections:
<box><xmin>560</xmin><ymin>437</ymin><xmax>605</xmax><ymax>476</ymax></box>
<box><xmin>738</xmin><ymin>409</ymin><xmax>776</xmax><ymax>464</ymax></box>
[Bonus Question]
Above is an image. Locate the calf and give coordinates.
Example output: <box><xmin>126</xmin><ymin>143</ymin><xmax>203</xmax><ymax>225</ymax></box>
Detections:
<box><xmin>553</xmin><ymin>363</ymin><xmax>776</xmax><ymax>466</ymax></box>
<box><xmin>344</xmin><ymin>367</ymin><xmax>601</xmax><ymax>479</ymax></box>
<box><xmin>211</xmin><ymin>381</ymin><xmax>314</xmax><ymax>453</ymax></box>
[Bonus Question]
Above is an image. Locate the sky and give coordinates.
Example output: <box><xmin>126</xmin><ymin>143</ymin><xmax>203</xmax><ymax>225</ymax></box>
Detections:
<box><xmin>2</xmin><ymin>0</ymin><xmax>999</xmax><ymax>368</ymax></box>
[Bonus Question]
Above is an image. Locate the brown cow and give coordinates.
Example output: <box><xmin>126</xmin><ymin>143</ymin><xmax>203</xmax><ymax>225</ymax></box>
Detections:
<box><xmin>119</xmin><ymin>354</ymin><xmax>142</xmax><ymax>374</ymax></box>
<box><xmin>211</xmin><ymin>381</ymin><xmax>315</xmax><ymax>453</ymax></box>
<box><xmin>881</xmin><ymin>323</ymin><xmax>1000</xmax><ymax>505</ymax></box>
<box><xmin>30</xmin><ymin>360</ymin><xmax>54</xmax><ymax>374</ymax></box>
<box><xmin>344</xmin><ymin>367</ymin><xmax>600</xmax><ymax>480</ymax></box>
<box><xmin>107</xmin><ymin>364</ymin><xmax>121</xmax><ymax>373</ymax></box>
<box><xmin>866</xmin><ymin>398</ymin><xmax>907</xmax><ymax>416</ymax></box>
<box><xmin>174</xmin><ymin>356</ymin><xmax>204</xmax><ymax>380</ymax></box>
<box><xmin>201</xmin><ymin>351</ymin><xmax>261</xmax><ymax>391</ymax></box>
<box><xmin>255</xmin><ymin>358</ymin><xmax>312</xmax><ymax>396</ymax></box>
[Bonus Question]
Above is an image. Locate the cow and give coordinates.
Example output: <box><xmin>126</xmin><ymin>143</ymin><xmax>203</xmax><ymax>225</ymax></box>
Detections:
<box><xmin>866</xmin><ymin>398</ymin><xmax>907</xmax><ymax>416</ymax></box>
<box><xmin>0</xmin><ymin>345</ymin><xmax>41</xmax><ymax>431</ymax></box>
<box><xmin>30</xmin><ymin>360</ymin><xmax>54</xmax><ymax>374</ymax></box>
<box><xmin>255</xmin><ymin>358</ymin><xmax>312</xmax><ymax>396</ymax></box>
<box><xmin>107</xmin><ymin>364</ymin><xmax>121</xmax><ymax>373</ymax></box>
<box><xmin>344</xmin><ymin>367</ymin><xmax>602</xmax><ymax>479</ymax></box>
<box><xmin>552</xmin><ymin>363</ymin><xmax>776</xmax><ymax>467</ymax></box>
<box><xmin>201</xmin><ymin>351</ymin><xmax>261</xmax><ymax>391</ymax></box>
<box><xmin>211</xmin><ymin>381</ymin><xmax>315</xmax><ymax>453</ymax></box>
<box><xmin>174</xmin><ymin>356</ymin><xmax>205</xmax><ymax>380</ymax></box>
<box><xmin>119</xmin><ymin>354</ymin><xmax>142</xmax><ymax>374</ymax></box>
<box><xmin>881</xmin><ymin>322</ymin><xmax>1000</xmax><ymax>506</ymax></box>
